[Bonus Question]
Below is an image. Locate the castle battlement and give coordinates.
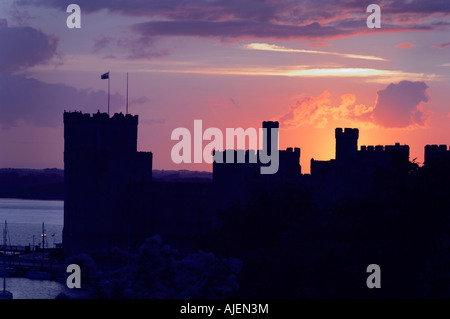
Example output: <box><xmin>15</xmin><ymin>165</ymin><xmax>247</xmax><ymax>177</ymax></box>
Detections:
<box><xmin>335</xmin><ymin>127</ymin><xmax>359</xmax><ymax>139</ymax></box>
<box><xmin>425</xmin><ymin>144</ymin><xmax>450</xmax><ymax>167</ymax></box>
<box><xmin>63</xmin><ymin>111</ymin><xmax>139</xmax><ymax>154</ymax></box>
<box><xmin>285</xmin><ymin>147</ymin><xmax>301</xmax><ymax>155</ymax></box>
<box><xmin>64</xmin><ymin>110</ymin><xmax>138</xmax><ymax>124</ymax></box>
<box><xmin>358</xmin><ymin>143</ymin><xmax>409</xmax><ymax>164</ymax></box>
<box><xmin>262</xmin><ymin>121</ymin><xmax>279</xmax><ymax>129</ymax></box>
<box><xmin>425</xmin><ymin>144</ymin><xmax>448</xmax><ymax>152</ymax></box>
<box><xmin>360</xmin><ymin>143</ymin><xmax>409</xmax><ymax>153</ymax></box>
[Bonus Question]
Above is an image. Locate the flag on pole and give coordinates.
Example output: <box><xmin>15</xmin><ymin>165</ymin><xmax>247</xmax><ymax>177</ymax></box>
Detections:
<box><xmin>101</xmin><ymin>71</ymin><xmax>111</xmax><ymax>115</ymax></box>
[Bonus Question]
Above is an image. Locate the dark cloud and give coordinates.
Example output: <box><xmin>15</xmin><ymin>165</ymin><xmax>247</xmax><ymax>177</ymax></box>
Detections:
<box><xmin>19</xmin><ymin>0</ymin><xmax>290</xmax><ymax>21</ymax></box>
<box><xmin>93</xmin><ymin>35</ymin><xmax>169</xmax><ymax>59</ymax></box>
<box><xmin>116</xmin><ymin>35</ymin><xmax>169</xmax><ymax>59</ymax></box>
<box><xmin>21</xmin><ymin>0</ymin><xmax>450</xmax><ymax>19</ymax></box>
<box><xmin>0</xmin><ymin>20</ymin><xmax>125</xmax><ymax>128</ymax></box>
<box><xmin>92</xmin><ymin>36</ymin><xmax>115</xmax><ymax>53</ymax></box>
<box><xmin>131</xmin><ymin>20</ymin><xmax>347</xmax><ymax>40</ymax></box>
<box><xmin>372</xmin><ymin>81</ymin><xmax>431</xmax><ymax>128</ymax></box>
<box><xmin>20</xmin><ymin>0</ymin><xmax>449</xmax><ymax>40</ymax></box>
<box><xmin>382</xmin><ymin>0</ymin><xmax>450</xmax><ymax>14</ymax></box>
<box><xmin>0</xmin><ymin>73</ymin><xmax>124</xmax><ymax>128</ymax></box>
<box><xmin>0</xmin><ymin>20</ymin><xmax>58</xmax><ymax>72</ymax></box>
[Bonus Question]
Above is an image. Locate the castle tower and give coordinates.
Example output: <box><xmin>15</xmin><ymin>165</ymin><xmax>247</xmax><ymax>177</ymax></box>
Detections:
<box><xmin>262</xmin><ymin>121</ymin><xmax>279</xmax><ymax>156</ymax></box>
<box><xmin>63</xmin><ymin>111</ymin><xmax>153</xmax><ymax>257</ymax></box>
<box><xmin>335</xmin><ymin>128</ymin><xmax>359</xmax><ymax>162</ymax></box>
<box><xmin>424</xmin><ymin>144</ymin><xmax>449</xmax><ymax>168</ymax></box>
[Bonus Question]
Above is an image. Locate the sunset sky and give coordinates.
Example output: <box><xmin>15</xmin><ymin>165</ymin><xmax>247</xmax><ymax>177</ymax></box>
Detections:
<box><xmin>0</xmin><ymin>0</ymin><xmax>449</xmax><ymax>173</ymax></box>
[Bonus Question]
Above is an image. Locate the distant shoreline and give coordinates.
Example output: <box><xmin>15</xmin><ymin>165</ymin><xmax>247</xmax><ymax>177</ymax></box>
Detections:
<box><xmin>0</xmin><ymin>168</ymin><xmax>212</xmax><ymax>201</ymax></box>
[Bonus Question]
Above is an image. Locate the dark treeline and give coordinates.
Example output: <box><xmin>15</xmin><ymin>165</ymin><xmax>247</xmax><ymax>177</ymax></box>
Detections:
<box><xmin>0</xmin><ymin>168</ymin><xmax>64</xmax><ymax>200</ymax></box>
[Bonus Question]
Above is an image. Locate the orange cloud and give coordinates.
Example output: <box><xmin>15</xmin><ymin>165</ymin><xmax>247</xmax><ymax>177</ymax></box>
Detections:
<box><xmin>277</xmin><ymin>91</ymin><xmax>332</xmax><ymax>129</ymax></box>
<box><xmin>277</xmin><ymin>81</ymin><xmax>432</xmax><ymax>129</ymax></box>
<box><xmin>277</xmin><ymin>91</ymin><xmax>373</xmax><ymax>129</ymax></box>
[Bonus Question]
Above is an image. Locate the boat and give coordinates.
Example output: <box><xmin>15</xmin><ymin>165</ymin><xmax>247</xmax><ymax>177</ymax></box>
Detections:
<box><xmin>1</xmin><ymin>221</ymin><xmax>13</xmax><ymax>299</ymax></box>
<box><xmin>26</xmin><ymin>222</ymin><xmax>51</xmax><ymax>280</ymax></box>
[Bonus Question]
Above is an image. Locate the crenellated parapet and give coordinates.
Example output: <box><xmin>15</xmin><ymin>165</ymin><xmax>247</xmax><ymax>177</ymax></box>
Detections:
<box><xmin>64</xmin><ymin>111</ymin><xmax>139</xmax><ymax>154</ymax></box>
<box><xmin>424</xmin><ymin>144</ymin><xmax>450</xmax><ymax>167</ymax></box>
<box><xmin>359</xmin><ymin>143</ymin><xmax>409</xmax><ymax>158</ymax></box>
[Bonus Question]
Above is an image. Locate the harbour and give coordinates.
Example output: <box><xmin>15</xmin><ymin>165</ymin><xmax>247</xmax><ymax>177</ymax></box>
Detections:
<box><xmin>0</xmin><ymin>198</ymin><xmax>74</xmax><ymax>299</ymax></box>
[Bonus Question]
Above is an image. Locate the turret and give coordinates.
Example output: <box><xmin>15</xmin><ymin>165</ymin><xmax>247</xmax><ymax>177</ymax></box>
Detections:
<box><xmin>335</xmin><ymin>128</ymin><xmax>359</xmax><ymax>162</ymax></box>
<box><xmin>262</xmin><ymin>121</ymin><xmax>279</xmax><ymax>156</ymax></box>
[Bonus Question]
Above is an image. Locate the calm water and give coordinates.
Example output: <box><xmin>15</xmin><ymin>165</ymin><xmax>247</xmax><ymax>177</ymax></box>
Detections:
<box><xmin>0</xmin><ymin>198</ymin><xmax>81</xmax><ymax>299</ymax></box>
<box><xmin>3</xmin><ymin>277</ymin><xmax>86</xmax><ymax>299</ymax></box>
<box><xmin>0</xmin><ymin>198</ymin><xmax>63</xmax><ymax>248</ymax></box>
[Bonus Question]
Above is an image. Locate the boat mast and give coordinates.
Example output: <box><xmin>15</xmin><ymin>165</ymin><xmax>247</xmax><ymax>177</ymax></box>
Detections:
<box><xmin>2</xmin><ymin>220</ymin><xmax>6</xmax><ymax>252</ymax></box>
<box><xmin>41</xmin><ymin>222</ymin><xmax>46</xmax><ymax>251</ymax></box>
<box><xmin>2</xmin><ymin>221</ymin><xmax>7</xmax><ymax>293</ymax></box>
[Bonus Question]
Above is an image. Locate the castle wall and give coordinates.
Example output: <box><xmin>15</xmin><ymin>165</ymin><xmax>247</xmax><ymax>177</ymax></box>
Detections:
<box><xmin>312</xmin><ymin>128</ymin><xmax>411</xmax><ymax>206</ymax></box>
<box><xmin>425</xmin><ymin>144</ymin><xmax>450</xmax><ymax>168</ymax></box>
<box><xmin>63</xmin><ymin>111</ymin><xmax>153</xmax><ymax>257</ymax></box>
<box><xmin>212</xmin><ymin>121</ymin><xmax>302</xmax><ymax>210</ymax></box>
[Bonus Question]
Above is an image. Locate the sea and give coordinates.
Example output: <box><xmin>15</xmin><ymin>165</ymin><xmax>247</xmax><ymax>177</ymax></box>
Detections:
<box><xmin>0</xmin><ymin>198</ymin><xmax>84</xmax><ymax>299</ymax></box>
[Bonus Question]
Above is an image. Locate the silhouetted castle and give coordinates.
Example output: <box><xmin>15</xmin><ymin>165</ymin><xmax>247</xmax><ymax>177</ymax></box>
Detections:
<box><xmin>63</xmin><ymin>112</ymin><xmax>450</xmax><ymax>259</ymax></box>
<box><xmin>311</xmin><ymin>128</ymin><xmax>411</xmax><ymax>204</ymax></box>
<box><xmin>63</xmin><ymin>111</ymin><xmax>213</xmax><ymax>257</ymax></box>
<box><xmin>213</xmin><ymin>121</ymin><xmax>302</xmax><ymax>209</ymax></box>
<box><xmin>63</xmin><ymin>111</ymin><xmax>153</xmax><ymax>256</ymax></box>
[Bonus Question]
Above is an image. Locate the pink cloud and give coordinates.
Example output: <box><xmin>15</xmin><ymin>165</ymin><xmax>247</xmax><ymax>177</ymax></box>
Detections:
<box><xmin>372</xmin><ymin>81</ymin><xmax>431</xmax><ymax>128</ymax></box>
<box><xmin>395</xmin><ymin>43</ymin><xmax>414</xmax><ymax>48</ymax></box>
<box><xmin>307</xmin><ymin>42</ymin><xmax>332</xmax><ymax>47</ymax></box>
<box><xmin>433</xmin><ymin>42</ymin><xmax>450</xmax><ymax>49</ymax></box>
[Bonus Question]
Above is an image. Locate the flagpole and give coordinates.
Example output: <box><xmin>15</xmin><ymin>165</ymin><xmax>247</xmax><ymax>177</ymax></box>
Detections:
<box><xmin>126</xmin><ymin>72</ymin><xmax>129</xmax><ymax>115</ymax></box>
<box><xmin>108</xmin><ymin>70</ymin><xmax>110</xmax><ymax>116</ymax></box>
